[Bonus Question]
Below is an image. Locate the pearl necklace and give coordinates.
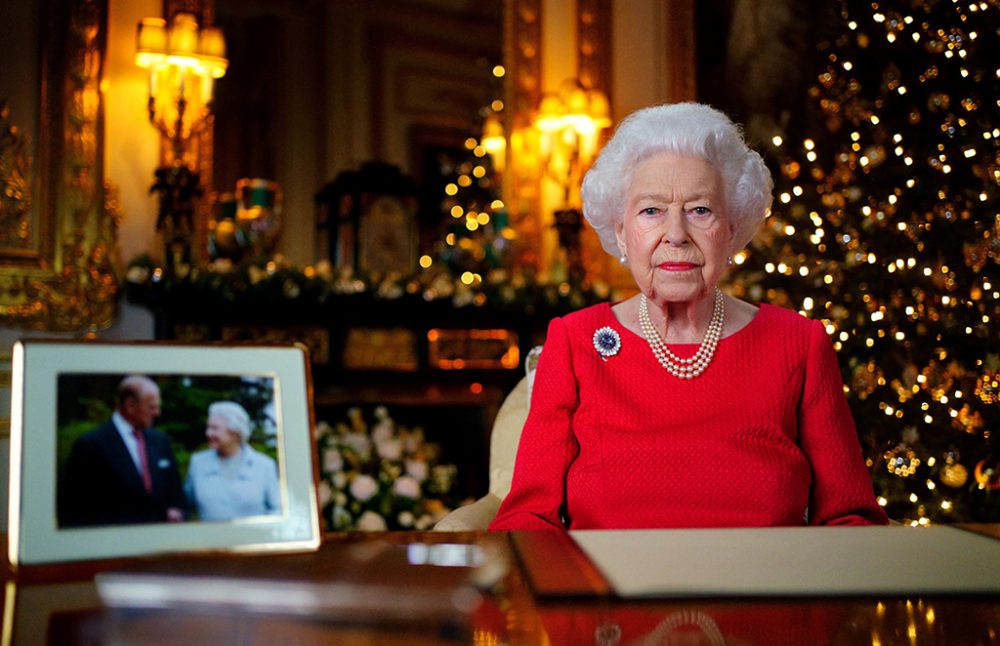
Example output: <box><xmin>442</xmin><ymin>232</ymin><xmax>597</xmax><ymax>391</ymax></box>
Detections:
<box><xmin>638</xmin><ymin>289</ymin><xmax>725</xmax><ymax>379</ymax></box>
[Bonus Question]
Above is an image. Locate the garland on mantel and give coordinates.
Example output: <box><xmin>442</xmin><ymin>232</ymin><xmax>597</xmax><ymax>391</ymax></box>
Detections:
<box><xmin>124</xmin><ymin>254</ymin><xmax>615</xmax><ymax>313</ymax></box>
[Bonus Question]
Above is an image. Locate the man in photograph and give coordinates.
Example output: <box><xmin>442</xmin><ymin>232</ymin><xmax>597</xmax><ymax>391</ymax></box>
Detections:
<box><xmin>58</xmin><ymin>375</ymin><xmax>187</xmax><ymax>527</ymax></box>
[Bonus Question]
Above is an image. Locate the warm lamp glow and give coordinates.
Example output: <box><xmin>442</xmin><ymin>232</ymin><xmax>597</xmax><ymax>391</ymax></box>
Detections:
<box><xmin>135</xmin><ymin>18</ymin><xmax>167</xmax><ymax>67</ymax></box>
<box><xmin>588</xmin><ymin>91</ymin><xmax>612</xmax><ymax>129</ymax></box>
<box><xmin>199</xmin><ymin>27</ymin><xmax>227</xmax><ymax>71</ymax></box>
<box><xmin>535</xmin><ymin>94</ymin><xmax>566</xmax><ymax>132</ymax></box>
<box><xmin>481</xmin><ymin>113</ymin><xmax>506</xmax><ymax>172</ymax></box>
<box><xmin>167</xmin><ymin>13</ymin><xmax>199</xmax><ymax>57</ymax></box>
<box><xmin>135</xmin><ymin>11</ymin><xmax>228</xmax><ymax>161</ymax></box>
<box><xmin>533</xmin><ymin>78</ymin><xmax>611</xmax><ymax>205</ymax></box>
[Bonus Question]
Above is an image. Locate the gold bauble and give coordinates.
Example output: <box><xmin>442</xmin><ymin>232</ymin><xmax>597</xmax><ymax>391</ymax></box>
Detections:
<box><xmin>940</xmin><ymin>462</ymin><xmax>968</xmax><ymax>488</ymax></box>
<box><xmin>211</xmin><ymin>218</ymin><xmax>242</xmax><ymax>259</ymax></box>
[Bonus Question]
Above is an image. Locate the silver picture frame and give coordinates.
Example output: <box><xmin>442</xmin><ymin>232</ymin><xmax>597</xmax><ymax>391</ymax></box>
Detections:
<box><xmin>8</xmin><ymin>340</ymin><xmax>320</xmax><ymax>566</ymax></box>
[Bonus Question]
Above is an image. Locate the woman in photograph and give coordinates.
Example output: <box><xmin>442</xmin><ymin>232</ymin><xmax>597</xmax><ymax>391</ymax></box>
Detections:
<box><xmin>489</xmin><ymin>102</ymin><xmax>888</xmax><ymax>531</ymax></box>
<box><xmin>185</xmin><ymin>400</ymin><xmax>281</xmax><ymax>521</ymax></box>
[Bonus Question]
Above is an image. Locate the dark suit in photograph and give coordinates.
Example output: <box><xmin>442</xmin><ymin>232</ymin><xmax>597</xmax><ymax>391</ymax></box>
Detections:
<box><xmin>57</xmin><ymin>420</ymin><xmax>187</xmax><ymax>527</ymax></box>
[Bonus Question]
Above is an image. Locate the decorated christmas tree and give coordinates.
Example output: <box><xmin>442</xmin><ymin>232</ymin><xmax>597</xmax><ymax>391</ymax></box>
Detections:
<box><xmin>410</xmin><ymin>63</ymin><xmax>505</xmax><ymax>282</ymax></box>
<box><xmin>728</xmin><ymin>0</ymin><xmax>999</xmax><ymax>523</ymax></box>
<box><xmin>430</xmin><ymin>135</ymin><xmax>514</xmax><ymax>283</ymax></box>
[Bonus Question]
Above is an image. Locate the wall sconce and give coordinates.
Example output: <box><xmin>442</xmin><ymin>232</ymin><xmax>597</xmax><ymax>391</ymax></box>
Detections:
<box><xmin>135</xmin><ymin>12</ymin><xmax>227</xmax><ymax>268</ymax></box>
<box><xmin>135</xmin><ymin>12</ymin><xmax>227</xmax><ymax>161</ymax></box>
<box><xmin>534</xmin><ymin>78</ymin><xmax>611</xmax><ymax>206</ymax></box>
<box><xmin>480</xmin><ymin>112</ymin><xmax>506</xmax><ymax>173</ymax></box>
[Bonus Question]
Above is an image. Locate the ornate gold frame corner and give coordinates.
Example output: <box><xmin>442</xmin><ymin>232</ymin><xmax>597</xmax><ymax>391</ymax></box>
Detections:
<box><xmin>0</xmin><ymin>0</ymin><xmax>119</xmax><ymax>332</ymax></box>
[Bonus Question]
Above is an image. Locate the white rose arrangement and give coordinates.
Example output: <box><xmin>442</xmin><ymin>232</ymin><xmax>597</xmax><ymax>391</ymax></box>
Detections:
<box><xmin>316</xmin><ymin>406</ymin><xmax>461</xmax><ymax>531</ymax></box>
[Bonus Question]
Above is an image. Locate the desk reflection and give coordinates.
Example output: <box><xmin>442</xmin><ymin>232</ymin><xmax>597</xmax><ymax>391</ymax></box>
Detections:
<box><xmin>3</xmin><ymin>581</ymin><xmax>104</xmax><ymax>646</ymax></box>
<box><xmin>534</xmin><ymin>599</ymin><xmax>1000</xmax><ymax>646</ymax></box>
<box><xmin>3</xmin><ymin>531</ymin><xmax>1000</xmax><ymax>645</ymax></box>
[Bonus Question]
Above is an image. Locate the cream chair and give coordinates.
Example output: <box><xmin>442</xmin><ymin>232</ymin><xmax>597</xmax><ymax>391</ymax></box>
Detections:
<box><xmin>433</xmin><ymin>347</ymin><xmax>539</xmax><ymax>531</ymax></box>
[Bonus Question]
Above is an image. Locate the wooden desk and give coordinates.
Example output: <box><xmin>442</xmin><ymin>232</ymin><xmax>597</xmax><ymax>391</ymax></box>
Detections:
<box><xmin>3</xmin><ymin>529</ymin><xmax>1000</xmax><ymax>645</ymax></box>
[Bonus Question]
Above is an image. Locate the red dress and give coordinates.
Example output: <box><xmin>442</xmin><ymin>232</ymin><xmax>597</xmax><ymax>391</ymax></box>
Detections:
<box><xmin>489</xmin><ymin>302</ymin><xmax>889</xmax><ymax>531</ymax></box>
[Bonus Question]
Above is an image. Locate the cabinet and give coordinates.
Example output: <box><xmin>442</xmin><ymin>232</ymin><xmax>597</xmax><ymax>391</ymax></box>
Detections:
<box><xmin>129</xmin><ymin>283</ymin><xmax>585</xmax><ymax>498</ymax></box>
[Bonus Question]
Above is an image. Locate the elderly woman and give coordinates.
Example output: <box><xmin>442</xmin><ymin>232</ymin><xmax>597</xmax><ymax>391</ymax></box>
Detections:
<box><xmin>185</xmin><ymin>401</ymin><xmax>281</xmax><ymax>521</ymax></box>
<box><xmin>490</xmin><ymin>103</ymin><xmax>888</xmax><ymax>531</ymax></box>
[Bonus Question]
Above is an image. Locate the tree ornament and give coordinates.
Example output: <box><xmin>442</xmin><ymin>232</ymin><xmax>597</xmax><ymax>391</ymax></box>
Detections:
<box><xmin>927</xmin><ymin>92</ymin><xmax>951</xmax><ymax>112</ymax></box>
<box><xmin>974</xmin><ymin>458</ymin><xmax>1000</xmax><ymax>491</ymax></box>
<box><xmin>964</xmin><ymin>240</ymin><xmax>989</xmax><ymax>273</ymax></box>
<box><xmin>924</xmin><ymin>36</ymin><xmax>945</xmax><ymax>54</ymax></box>
<box><xmin>940</xmin><ymin>463</ymin><xmax>968</xmax><ymax>489</ymax></box>
<box><xmin>939</xmin><ymin>451</ymin><xmax>969</xmax><ymax>489</ymax></box>
<box><xmin>850</xmin><ymin>361</ymin><xmax>880</xmax><ymax>399</ymax></box>
<box><xmin>975</xmin><ymin>371</ymin><xmax>999</xmax><ymax>405</ymax></box>
<box><xmin>884</xmin><ymin>443</ymin><xmax>920</xmax><ymax>477</ymax></box>
<box><xmin>953</xmin><ymin>405</ymin><xmax>984</xmax><ymax>434</ymax></box>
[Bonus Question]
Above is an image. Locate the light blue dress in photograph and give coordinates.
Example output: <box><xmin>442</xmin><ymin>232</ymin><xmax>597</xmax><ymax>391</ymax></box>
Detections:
<box><xmin>185</xmin><ymin>445</ymin><xmax>281</xmax><ymax>521</ymax></box>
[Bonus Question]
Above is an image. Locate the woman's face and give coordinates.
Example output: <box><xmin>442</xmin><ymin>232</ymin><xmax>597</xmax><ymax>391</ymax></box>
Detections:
<box><xmin>206</xmin><ymin>413</ymin><xmax>243</xmax><ymax>457</ymax></box>
<box><xmin>615</xmin><ymin>152</ymin><xmax>734</xmax><ymax>306</ymax></box>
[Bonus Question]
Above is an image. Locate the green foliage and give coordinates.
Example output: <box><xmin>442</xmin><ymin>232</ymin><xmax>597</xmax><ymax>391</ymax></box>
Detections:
<box><xmin>56</xmin><ymin>421</ymin><xmax>96</xmax><ymax>474</ymax></box>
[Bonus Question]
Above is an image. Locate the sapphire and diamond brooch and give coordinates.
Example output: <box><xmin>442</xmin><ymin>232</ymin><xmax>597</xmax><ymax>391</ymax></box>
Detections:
<box><xmin>592</xmin><ymin>326</ymin><xmax>621</xmax><ymax>360</ymax></box>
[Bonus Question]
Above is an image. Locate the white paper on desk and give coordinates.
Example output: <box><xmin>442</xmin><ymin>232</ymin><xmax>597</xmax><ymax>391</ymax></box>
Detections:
<box><xmin>570</xmin><ymin>526</ymin><xmax>1000</xmax><ymax>598</ymax></box>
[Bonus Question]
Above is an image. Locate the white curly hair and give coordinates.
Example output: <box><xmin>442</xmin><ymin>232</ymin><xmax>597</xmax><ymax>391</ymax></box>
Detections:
<box><xmin>208</xmin><ymin>400</ymin><xmax>252</xmax><ymax>442</ymax></box>
<box><xmin>580</xmin><ymin>102</ymin><xmax>773</xmax><ymax>257</ymax></box>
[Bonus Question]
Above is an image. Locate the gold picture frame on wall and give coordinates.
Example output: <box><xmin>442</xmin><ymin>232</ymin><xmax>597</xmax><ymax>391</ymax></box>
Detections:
<box><xmin>359</xmin><ymin>194</ymin><xmax>417</xmax><ymax>275</ymax></box>
<box><xmin>0</xmin><ymin>0</ymin><xmax>119</xmax><ymax>331</ymax></box>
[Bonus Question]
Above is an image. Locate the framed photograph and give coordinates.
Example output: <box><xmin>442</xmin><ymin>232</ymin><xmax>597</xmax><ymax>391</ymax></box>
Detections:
<box><xmin>8</xmin><ymin>340</ymin><xmax>321</xmax><ymax>566</ymax></box>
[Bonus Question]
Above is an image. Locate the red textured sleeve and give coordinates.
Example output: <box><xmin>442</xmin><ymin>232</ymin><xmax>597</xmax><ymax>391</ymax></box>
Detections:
<box><xmin>799</xmin><ymin>320</ymin><xmax>889</xmax><ymax>525</ymax></box>
<box><xmin>489</xmin><ymin>316</ymin><xmax>580</xmax><ymax>531</ymax></box>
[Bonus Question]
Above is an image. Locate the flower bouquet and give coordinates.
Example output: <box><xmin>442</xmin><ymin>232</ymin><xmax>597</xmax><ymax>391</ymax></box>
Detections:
<box><xmin>316</xmin><ymin>406</ymin><xmax>462</xmax><ymax>531</ymax></box>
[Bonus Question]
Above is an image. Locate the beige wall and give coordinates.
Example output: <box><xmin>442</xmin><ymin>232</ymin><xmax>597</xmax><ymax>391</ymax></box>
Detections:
<box><xmin>612</xmin><ymin>0</ymin><xmax>673</xmax><ymax>118</ymax></box>
<box><xmin>107</xmin><ymin>0</ymin><xmax>162</xmax><ymax>266</ymax></box>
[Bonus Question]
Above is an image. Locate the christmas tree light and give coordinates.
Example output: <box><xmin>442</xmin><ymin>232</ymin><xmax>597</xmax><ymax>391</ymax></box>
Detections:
<box><xmin>728</xmin><ymin>0</ymin><xmax>999</xmax><ymax>523</ymax></box>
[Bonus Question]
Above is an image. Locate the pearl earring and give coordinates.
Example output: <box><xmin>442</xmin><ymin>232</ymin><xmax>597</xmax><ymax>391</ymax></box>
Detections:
<box><xmin>619</xmin><ymin>254</ymin><xmax>627</xmax><ymax>265</ymax></box>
